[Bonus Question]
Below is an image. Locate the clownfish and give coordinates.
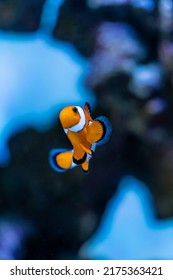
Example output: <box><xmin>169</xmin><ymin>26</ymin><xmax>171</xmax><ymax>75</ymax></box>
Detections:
<box><xmin>49</xmin><ymin>102</ymin><xmax>112</xmax><ymax>173</ymax></box>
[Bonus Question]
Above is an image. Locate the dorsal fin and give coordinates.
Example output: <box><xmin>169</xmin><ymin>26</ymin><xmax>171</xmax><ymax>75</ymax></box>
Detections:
<box><xmin>84</xmin><ymin>102</ymin><xmax>91</xmax><ymax>115</ymax></box>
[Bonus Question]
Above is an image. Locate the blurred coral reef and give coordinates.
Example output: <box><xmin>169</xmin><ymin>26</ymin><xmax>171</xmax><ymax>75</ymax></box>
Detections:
<box><xmin>0</xmin><ymin>0</ymin><xmax>45</xmax><ymax>31</ymax></box>
<box><xmin>0</xmin><ymin>0</ymin><xmax>173</xmax><ymax>259</ymax></box>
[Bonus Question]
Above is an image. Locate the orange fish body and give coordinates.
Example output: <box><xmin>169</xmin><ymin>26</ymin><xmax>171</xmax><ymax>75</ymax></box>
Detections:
<box><xmin>49</xmin><ymin>102</ymin><xmax>112</xmax><ymax>173</ymax></box>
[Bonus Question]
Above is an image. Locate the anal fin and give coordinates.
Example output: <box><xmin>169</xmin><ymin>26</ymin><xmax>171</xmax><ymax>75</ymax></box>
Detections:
<box><xmin>73</xmin><ymin>146</ymin><xmax>87</xmax><ymax>165</ymax></box>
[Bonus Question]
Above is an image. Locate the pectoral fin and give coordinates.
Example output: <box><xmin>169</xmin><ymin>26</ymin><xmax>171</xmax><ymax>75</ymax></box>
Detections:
<box><xmin>86</xmin><ymin>119</ymin><xmax>105</xmax><ymax>143</ymax></box>
<box><xmin>86</xmin><ymin>116</ymin><xmax>112</xmax><ymax>145</ymax></box>
<box><xmin>80</xmin><ymin>143</ymin><xmax>93</xmax><ymax>155</ymax></box>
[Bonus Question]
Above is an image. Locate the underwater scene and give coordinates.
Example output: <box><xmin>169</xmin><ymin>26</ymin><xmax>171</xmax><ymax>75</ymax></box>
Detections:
<box><xmin>0</xmin><ymin>0</ymin><xmax>173</xmax><ymax>260</ymax></box>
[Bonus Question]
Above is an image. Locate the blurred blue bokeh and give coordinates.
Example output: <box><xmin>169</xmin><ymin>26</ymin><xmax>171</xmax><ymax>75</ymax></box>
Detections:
<box><xmin>80</xmin><ymin>176</ymin><xmax>173</xmax><ymax>259</ymax></box>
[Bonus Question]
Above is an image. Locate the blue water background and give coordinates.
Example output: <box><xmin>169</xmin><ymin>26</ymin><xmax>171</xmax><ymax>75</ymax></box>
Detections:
<box><xmin>0</xmin><ymin>0</ymin><xmax>173</xmax><ymax>260</ymax></box>
<box><xmin>0</xmin><ymin>0</ymin><xmax>94</xmax><ymax>165</ymax></box>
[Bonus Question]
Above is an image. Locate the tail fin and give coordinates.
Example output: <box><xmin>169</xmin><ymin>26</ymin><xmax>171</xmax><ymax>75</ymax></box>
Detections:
<box><xmin>49</xmin><ymin>149</ymin><xmax>76</xmax><ymax>172</ymax></box>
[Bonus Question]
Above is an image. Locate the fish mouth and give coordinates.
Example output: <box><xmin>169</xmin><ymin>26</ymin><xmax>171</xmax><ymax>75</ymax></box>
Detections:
<box><xmin>63</xmin><ymin>124</ymin><xmax>75</xmax><ymax>129</ymax></box>
<box><xmin>60</xmin><ymin>117</ymin><xmax>79</xmax><ymax>130</ymax></box>
<box><xmin>63</xmin><ymin>125</ymin><xmax>69</xmax><ymax>129</ymax></box>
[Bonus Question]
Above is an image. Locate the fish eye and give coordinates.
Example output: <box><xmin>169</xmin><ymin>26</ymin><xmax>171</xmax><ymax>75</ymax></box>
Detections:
<box><xmin>72</xmin><ymin>107</ymin><xmax>78</xmax><ymax>113</ymax></box>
